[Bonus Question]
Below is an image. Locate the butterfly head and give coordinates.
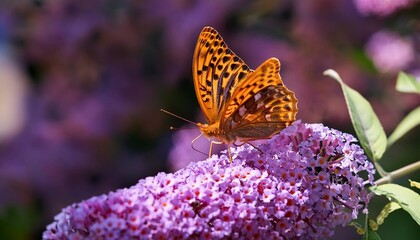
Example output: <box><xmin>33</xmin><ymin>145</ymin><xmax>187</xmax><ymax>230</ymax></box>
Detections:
<box><xmin>197</xmin><ymin>122</ymin><xmax>234</xmax><ymax>143</ymax></box>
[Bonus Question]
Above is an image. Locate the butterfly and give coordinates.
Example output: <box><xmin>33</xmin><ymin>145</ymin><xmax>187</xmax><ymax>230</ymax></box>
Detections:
<box><xmin>190</xmin><ymin>26</ymin><xmax>298</xmax><ymax>162</ymax></box>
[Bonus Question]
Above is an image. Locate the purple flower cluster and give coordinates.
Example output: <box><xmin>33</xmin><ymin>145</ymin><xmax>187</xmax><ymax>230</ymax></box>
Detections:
<box><xmin>353</xmin><ymin>0</ymin><xmax>413</xmax><ymax>16</ymax></box>
<box><xmin>43</xmin><ymin>122</ymin><xmax>374</xmax><ymax>239</ymax></box>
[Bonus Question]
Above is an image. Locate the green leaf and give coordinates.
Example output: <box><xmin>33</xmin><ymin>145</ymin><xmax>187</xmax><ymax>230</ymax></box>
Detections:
<box><xmin>323</xmin><ymin>69</ymin><xmax>387</xmax><ymax>161</ymax></box>
<box><xmin>387</xmin><ymin>107</ymin><xmax>420</xmax><ymax>147</ymax></box>
<box><xmin>370</xmin><ymin>183</ymin><xmax>420</xmax><ymax>225</ymax></box>
<box><xmin>396</xmin><ymin>72</ymin><xmax>420</xmax><ymax>93</ymax></box>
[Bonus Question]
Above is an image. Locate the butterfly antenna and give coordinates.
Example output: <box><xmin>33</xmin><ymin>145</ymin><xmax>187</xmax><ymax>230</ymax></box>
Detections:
<box><xmin>160</xmin><ymin>109</ymin><xmax>198</xmax><ymax>126</ymax></box>
<box><xmin>169</xmin><ymin>126</ymin><xmax>197</xmax><ymax>131</ymax></box>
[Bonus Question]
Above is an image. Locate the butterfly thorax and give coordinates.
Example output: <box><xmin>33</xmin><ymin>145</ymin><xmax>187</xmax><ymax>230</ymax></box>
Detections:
<box><xmin>197</xmin><ymin>122</ymin><xmax>235</xmax><ymax>143</ymax></box>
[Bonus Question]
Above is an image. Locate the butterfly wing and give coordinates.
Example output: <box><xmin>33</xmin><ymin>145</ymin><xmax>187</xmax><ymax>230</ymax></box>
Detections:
<box><xmin>221</xmin><ymin>58</ymin><xmax>298</xmax><ymax>140</ymax></box>
<box><xmin>192</xmin><ymin>27</ymin><xmax>252</xmax><ymax>124</ymax></box>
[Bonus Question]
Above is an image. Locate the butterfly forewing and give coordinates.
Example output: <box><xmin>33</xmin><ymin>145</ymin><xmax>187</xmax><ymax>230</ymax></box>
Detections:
<box><xmin>193</xmin><ymin>27</ymin><xmax>252</xmax><ymax>123</ymax></box>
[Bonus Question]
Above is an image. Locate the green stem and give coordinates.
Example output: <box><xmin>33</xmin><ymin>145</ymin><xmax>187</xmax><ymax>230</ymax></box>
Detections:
<box><xmin>374</xmin><ymin>160</ymin><xmax>420</xmax><ymax>185</ymax></box>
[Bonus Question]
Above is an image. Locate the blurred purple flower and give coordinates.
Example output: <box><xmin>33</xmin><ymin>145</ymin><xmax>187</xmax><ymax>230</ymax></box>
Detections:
<box><xmin>353</xmin><ymin>0</ymin><xmax>413</xmax><ymax>16</ymax></box>
<box><xmin>0</xmin><ymin>52</ymin><xmax>28</xmax><ymax>142</ymax></box>
<box><xmin>43</xmin><ymin>122</ymin><xmax>375</xmax><ymax>239</ymax></box>
<box><xmin>168</xmin><ymin>126</ymin><xmax>224</xmax><ymax>172</ymax></box>
<box><xmin>366</xmin><ymin>31</ymin><xmax>415</xmax><ymax>73</ymax></box>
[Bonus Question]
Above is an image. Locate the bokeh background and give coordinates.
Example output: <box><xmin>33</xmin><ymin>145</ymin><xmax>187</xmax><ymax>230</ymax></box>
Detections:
<box><xmin>0</xmin><ymin>0</ymin><xmax>419</xmax><ymax>239</ymax></box>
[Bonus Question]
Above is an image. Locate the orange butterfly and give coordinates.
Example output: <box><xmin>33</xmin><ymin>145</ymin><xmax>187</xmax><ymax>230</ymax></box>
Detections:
<box><xmin>163</xmin><ymin>26</ymin><xmax>298</xmax><ymax>162</ymax></box>
<box><xmin>191</xmin><ymin>26</ymin><xmax>298</xmax><ymax>162</ymax></box>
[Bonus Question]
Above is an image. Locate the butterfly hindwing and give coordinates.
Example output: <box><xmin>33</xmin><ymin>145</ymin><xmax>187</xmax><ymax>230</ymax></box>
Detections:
<box><xmin>222</xmin><ymin>58</ymin><xmax>298</xmax><ymax>140</ymax></box>
<box><xmin>193</xmin><ymin>27</ymin><xmax>252</xmax><ymax>123</ymax></box>
<box><xmin>230</xmin><ymin>87</ymin><xmax>297</xmax><ymax>140</ymax></box>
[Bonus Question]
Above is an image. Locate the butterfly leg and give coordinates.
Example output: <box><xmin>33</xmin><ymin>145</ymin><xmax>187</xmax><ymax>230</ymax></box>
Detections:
<box><xmin>246</xmin><ymin>142</ymin><xmax>263</xmax><ymax>155</ymax></box>
<box><xmin>209</xmin><ymin>141</ymin><xmax>214</xmax><ymax>157</ymax></box>
<box><xmin>209</xmin><ymin>141</ymin><xmax>223</xmax><ymax>156</ymax></box>
<box><xmin>209</xmin><ymin>141</ymin><xmax>233</xmax><ymax>162</ymax></box>
<box><xmin>227</xmin><ymin>144</ymin><xmax>232</xmax><ymax>163</ymax></box>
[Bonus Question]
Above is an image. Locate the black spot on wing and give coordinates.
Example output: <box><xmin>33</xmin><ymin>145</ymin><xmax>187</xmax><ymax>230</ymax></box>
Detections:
<box><xmin>238</xmin><ymin>72</ymin><xmax>246</xmax><ymax>80</ymax></box>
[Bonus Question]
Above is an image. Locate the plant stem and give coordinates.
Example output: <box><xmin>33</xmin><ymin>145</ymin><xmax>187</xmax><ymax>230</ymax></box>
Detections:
<box><xmin>374</xmin><ymin>160</ymin><xmax>420</xmax><ymax>185</ymax></box>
